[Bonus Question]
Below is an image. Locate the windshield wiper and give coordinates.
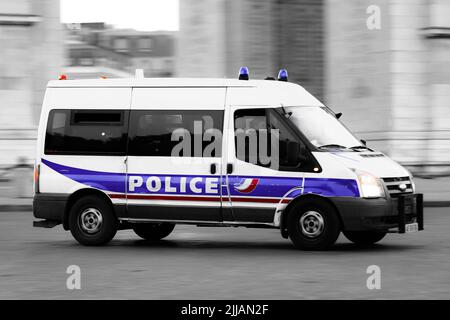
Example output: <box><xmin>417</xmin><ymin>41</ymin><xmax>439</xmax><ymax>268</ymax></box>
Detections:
<box><xmin>318</xmin><ymin>144</ymin><xmax>348</xmax><ymax>150</ymax></box>
<box><xmin>349</xmin><ymin>145</ymin><xmax>372</xmax><ymax>151</ymax></box>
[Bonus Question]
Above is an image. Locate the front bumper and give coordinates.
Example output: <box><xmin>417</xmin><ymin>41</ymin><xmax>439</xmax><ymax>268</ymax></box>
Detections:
<box><xmin>332</xmin><ymin>193</ymin><xmax>424</xmax><ymax>232</ymax></box>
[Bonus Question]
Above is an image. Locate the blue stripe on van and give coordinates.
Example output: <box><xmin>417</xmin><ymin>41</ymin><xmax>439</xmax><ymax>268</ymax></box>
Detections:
<box><xmin>303</xmin><ymin>177</ymin><xmax>360</xmax><ymax>197</ymax></box>
<box><xmin>42</xmin><ymin>158</ymin><xmax>127</xmax><ymax>194</ymax></box>
<box><xmin>41</xmin><ymin>159</ymin><xmax>359</xmax><ymax>198</ymax></box>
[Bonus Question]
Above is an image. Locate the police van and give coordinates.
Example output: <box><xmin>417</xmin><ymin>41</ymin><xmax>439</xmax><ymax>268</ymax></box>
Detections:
<box><xmin>33</xmin><ymin>68</ymin><xmax>424</xmax><ymax>250</ymax></box>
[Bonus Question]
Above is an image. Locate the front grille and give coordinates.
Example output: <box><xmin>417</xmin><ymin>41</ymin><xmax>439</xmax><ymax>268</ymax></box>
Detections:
<box><xmin>382</xmin><ymin>177</ymin><xmax>414</xmax><ymax>198</ymax></box>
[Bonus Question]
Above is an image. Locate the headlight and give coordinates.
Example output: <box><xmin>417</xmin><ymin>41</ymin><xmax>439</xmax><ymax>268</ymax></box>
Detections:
<box><xmin>353</xmin><ymin>169</ymin><xmax>385</xmax><ymax>198</ymax></box>
<box><xmin>405</xmin><ymin>169</ymin><xmax>416</xmax><ymax>193</ymax></box>
<box><xmin>410</xmin><ymin>177</ymin><xmax>416</xmax><ymax>193</ymax></box>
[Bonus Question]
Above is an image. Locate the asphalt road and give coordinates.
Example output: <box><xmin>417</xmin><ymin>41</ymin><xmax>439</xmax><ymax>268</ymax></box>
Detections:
<box><xmin>1</xmin><ymin>208</ymin><xmax>450</xmax><ymax>299</ymax></box>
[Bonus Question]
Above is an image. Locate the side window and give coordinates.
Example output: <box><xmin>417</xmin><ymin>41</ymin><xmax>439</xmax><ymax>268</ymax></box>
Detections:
<box><xmin>44</xmin><ymin>109</ymin><xmax>128</xmax><ymax>155</ymax></box>
<box><xmin>128</xmin><ymin>110</ymin><xmax>223</xmax><ymax>157</ymax></box>
<box><xmin>234</xmin><ymin>108</ymin><xmax>268</xmax><ymax>166</ymax></box>
<box><xmin>234</xmin><ymin>108</ymin><xmax>309</xmax><ymax>171</ymax></box>
<box><xmin>268</xmin><ymin>110</ymin><xmax>305</xmax><ymax>168</ymax></box>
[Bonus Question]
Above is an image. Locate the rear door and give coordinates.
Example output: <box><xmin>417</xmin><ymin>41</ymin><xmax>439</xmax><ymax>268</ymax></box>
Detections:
<box><xmin>126</xmin><ymin>87</ymin><xmax>226</xmax><ymax>221</ymax></box>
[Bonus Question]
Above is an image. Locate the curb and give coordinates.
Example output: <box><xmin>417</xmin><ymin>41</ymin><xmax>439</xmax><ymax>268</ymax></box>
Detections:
<box><xmin>1</xmin><ymin>202</ymin><xmax>450</xmax><ymax>212</ymax></box>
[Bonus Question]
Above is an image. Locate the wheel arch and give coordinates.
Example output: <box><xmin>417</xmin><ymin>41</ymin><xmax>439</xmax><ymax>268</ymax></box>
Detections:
<box><xmin>63</xmin><ymin>188</ymin><xmax>115</xmax><ymax>230</ymax></box>
<box><xmin>279</xmin><ymin>193</ymin><xmax>344</xmax><ymax>239</ymax></box>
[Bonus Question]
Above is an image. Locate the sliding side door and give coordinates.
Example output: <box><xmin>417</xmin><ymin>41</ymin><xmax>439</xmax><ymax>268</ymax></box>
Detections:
<box><xmin>126</xmin><ymin>87</ymin><xmax>226</xmax><ymax>222</ymax></box>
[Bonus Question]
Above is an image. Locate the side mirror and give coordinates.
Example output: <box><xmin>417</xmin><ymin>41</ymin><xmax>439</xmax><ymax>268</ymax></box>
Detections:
<box><xmin>335</xmin><ymin>112</ymin><xmax>342</xmax><ymax>119</ymax></box>
<box><xmin>361</xmin><ymin>139</ymin><xmax>367</xmax><ymax>146</ymax></box>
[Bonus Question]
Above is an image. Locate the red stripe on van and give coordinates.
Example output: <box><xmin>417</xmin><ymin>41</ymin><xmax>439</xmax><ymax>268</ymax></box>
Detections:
<box><xmin>111</xmin><ymin>194</ymin><xmax>220</xmax><ymax>202</ymax></box>
<box><xmin>109</xmin><ymin>193</ymin><xmax>292</xmax><ymax>204</ymax></box>
<box><xmin>230</xmin><ymin>197</ymin><xmax>290</xmax><ymax>204</ymax></box>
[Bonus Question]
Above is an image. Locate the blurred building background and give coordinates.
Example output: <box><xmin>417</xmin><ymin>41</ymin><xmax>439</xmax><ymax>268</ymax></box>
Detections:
<box><xmin>177</xmin><ymin>0</ymin><xmax>324</xmax><ymax>100</ymax></box>
<box><xmin>0</xmin><ymin>0</ymin><xmax>449</xmax><ymax>197</ymax></box>
<box><xmin>64</xmin><ymin>23</ymin><xmax>175</xmax><ymax>79</ymax></box>
<box><xmin>178</xmin><ymin>0</ymin><xmax>449</xmax><ymax>175</ymax></box>
<box><xmin>0</xmin><ymin>0</ymin><xmax>63</xmax><ymax>166</ymax></box>
<box><xmin>326</xmin><ymin>0</ymin><xmax>450</xmax><ymax>175</ymax></box>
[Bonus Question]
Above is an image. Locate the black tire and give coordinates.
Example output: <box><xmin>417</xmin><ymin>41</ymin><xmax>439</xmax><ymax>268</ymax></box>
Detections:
<box><xmin>343</xmin><ymin>231</ymin><xmax>387</xmax><ymax>246</ymax></box>
<box><xmin>68</xmin><ymin>195</ymin><xmax>117</xmax><ymax>246</ymax></box>
<box><xmin>132</xmin><ymin>223</ymin><xmax>175</xmax><ymax>241</ymax></box>
<box><xmin>287</xmin><ymin>199</ymin><xmax>341</xmax><ymax>250</ymax></box>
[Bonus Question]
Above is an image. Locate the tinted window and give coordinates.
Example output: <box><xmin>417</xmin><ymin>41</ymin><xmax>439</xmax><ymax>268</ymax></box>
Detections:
<box><xmin>234</xmin><ymin>108</ymin><xmax>268</xmax><ymax>165</ymax></box>
<box><xmin>128</xmin><ymin>110</ymin><xmax>223</xmax><ymax>157</ymax></box>
<box><xmin>268</xmin><ymin>110</ymin><xmax>304</xmax><ymax>168</ymax></box>
<box><xmin>234</xmin><ymin>108</ymin><xmax>310</xmax><ymax>171</ymax></box>
<box><xmin>73</xmin><ymin>111</ymin><xmax>122</xmax><ymax>124</ymax></box>
<box><xmin>45</xmin><ymin>109</ymin><xmax>128</xmax><ymax>155</ymax></box>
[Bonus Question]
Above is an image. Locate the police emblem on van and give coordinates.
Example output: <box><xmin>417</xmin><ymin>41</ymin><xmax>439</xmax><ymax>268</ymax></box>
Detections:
<box><xmin>234</xmin><ymin>178</ymin><xmax>259</xmax><ymax>193</ymax></box>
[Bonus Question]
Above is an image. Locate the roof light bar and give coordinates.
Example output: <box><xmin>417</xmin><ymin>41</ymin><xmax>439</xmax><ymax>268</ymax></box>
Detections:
<box><xmin>238</xmin><ymin>67</ymin><xmax>249</xmax><ymax>80</ymax></box>
<box><xmin>277</xmin><ymin>69</ymin><xmax>288</xmax><ymax>82</ymax></box>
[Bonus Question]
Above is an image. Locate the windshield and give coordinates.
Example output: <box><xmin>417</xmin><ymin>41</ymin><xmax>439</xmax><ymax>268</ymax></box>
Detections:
<box><xmin>283</xmin><ymin>106</ymin><xmax>362</xmax><ymax>150</ymax></box>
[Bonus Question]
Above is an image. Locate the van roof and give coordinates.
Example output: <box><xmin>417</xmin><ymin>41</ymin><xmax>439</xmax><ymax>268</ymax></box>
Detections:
<box><xmin>48</xmin><ymin>77</ymin><xmax>292</xmax><ymax>89</ymax></box>
<box><xmin>46</xmin><ymin>77</ymin><xmax>325</xmax><ymax>107</ymax></box>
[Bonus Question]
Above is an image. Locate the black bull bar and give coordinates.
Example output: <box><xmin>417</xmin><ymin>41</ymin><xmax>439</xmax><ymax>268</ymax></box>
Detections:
<box><xmin>397</xmin><ymin>193</ymin><xmax>424</xmax><ymax>233</ymax></box>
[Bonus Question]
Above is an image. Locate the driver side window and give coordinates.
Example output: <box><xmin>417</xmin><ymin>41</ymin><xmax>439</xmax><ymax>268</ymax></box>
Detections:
<box><xmin>234</xmin><ymin>108</ymin><xmax>314</xmax><ymax>172</ymax></box>
<box><xmin>268</xmin><ymin>110</ymin><xmax>304</xmax><ymax>169</ymax></box>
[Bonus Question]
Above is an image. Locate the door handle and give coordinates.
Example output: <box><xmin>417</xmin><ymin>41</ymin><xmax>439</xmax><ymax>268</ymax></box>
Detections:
<box><xmin>227</xmin><ymin>163</ymin><xmax>233</xmax><ymax>174</ymax></box>
<box><xmin>210</xmin><ymin>163</ymin><xmax>217</xmax><ymax>174</ymax></box>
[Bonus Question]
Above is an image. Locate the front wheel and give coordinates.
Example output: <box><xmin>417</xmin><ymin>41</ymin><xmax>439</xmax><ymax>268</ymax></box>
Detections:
<box><xmin>133</xmin><ymin>223</ymin><xmax>175</xmax><ymax>241</ymax></box>
<box><xmin>287</xmin><ymin>200</ymin><xmax>341</xmax><ymax>250</ymax></box>
<box><xmin>343</xmin><ymin>231</ymin><xmax>387</xmax><ymax>246</ymax></box>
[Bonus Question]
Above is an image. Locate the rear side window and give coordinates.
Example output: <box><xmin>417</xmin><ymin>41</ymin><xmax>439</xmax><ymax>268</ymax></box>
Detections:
<box><xmin>44</xmin><ymin>109</ymin><xmax>128</xmax><ymax>155</ymax></box>
<box><xmin>128</xmin><ymin>110</ymin><xmax>223</xmax><ymax>157</ymax></box>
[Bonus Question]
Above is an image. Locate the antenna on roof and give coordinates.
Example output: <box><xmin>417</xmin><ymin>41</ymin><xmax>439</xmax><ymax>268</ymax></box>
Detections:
<box><xmin>135</xmin><ymin>69</ymin><xmax>144</xmax><ymax>79</ymax></box>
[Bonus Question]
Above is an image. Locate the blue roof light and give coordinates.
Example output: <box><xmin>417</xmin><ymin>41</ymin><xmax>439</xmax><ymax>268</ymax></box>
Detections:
<box><xmin>238</xmin><ymin>67</ymin><xmax>249</xmax><ymax>80</ymax></box>
<box><xmin>278</xmin><ymin>69</ymin><xmax>288</xmax><ymax>82</ymax></box>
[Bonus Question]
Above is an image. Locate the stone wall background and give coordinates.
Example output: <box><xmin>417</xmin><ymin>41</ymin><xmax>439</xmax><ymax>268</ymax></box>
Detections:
<box><xmin>0</xmin><ymin>0</ymin><xmax>449</xmax><ymax>176</ymax></box>
<box><xmin>326</xmin><ymin>0</ymin><xmax>450</xmax><ymax>174</ymax></box>
<box><xmin>0</xmin><ymin>0</ymin><xmax>63</xmax><ymax>165</ymax></box>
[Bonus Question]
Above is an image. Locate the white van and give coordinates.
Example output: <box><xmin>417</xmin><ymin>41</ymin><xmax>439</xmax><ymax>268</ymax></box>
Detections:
<box><xmin>33</xmin><ymin>69</ymin><xmax>423</xmax><ymax>250</ymax></box>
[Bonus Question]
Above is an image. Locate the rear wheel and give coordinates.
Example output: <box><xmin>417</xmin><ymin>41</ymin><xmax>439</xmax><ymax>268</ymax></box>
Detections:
<box><xmin>343</xmin><ymin>231</ymin><xmax>386</xmax><ymax>246</ymax></box>
<box><xmin>133</xmin><ymin>223</ymin><xmax>175</xmax><ymax>241</ymax></box>
<box><xmin>287</xmin><ymin>199</ymin><xmax>341</xmax><ymax>250</ymax></box>
<box><xmin>68</xmin><ymin>195</ymin><xmax>117</xmax><ymax>246</ymax></box>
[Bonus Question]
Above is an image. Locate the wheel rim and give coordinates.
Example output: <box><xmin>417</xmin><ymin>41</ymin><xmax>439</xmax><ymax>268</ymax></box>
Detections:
<box><xmin>299</xmin><ymin>211</ymin><xmax>325</xmax><ymax>238</ymax></box>
<box><xmin>79</xmin><ymin>208</ymin><xmax>103</xmax><ymax>234</ymax></box>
